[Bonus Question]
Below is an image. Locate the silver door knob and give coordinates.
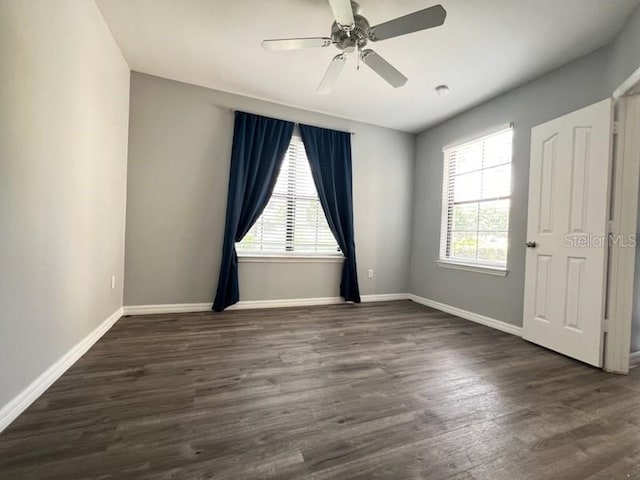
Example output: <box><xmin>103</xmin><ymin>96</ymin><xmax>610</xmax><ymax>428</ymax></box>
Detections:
<box><xmin>525</xmin><ymin>241</ymin><xmax>537</xmax><ymax>248</ymax></box>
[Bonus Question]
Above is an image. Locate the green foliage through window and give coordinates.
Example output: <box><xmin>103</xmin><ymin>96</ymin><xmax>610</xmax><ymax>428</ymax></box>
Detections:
<box><xmin>440</xmin><ymin>128</ymin><xmax>513</xmax><ymax>267</ymax></box>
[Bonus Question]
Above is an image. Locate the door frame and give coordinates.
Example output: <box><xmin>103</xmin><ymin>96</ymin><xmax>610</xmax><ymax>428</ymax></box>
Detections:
<box><xmin>604</xmin><ymin>67</ymin><xmax>640</xmax><ymax>373</ymax></box>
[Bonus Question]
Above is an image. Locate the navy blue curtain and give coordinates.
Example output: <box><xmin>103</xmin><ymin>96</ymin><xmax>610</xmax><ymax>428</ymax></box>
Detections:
<box><xmin>299</xmin><ymin>124</ymin><xmax>361</xmax><ymax>303</ymax></box>
<box><xmin>213</xmin><ymin>112</ymin><xmax>294</xmax><ymax>311</ymax></box>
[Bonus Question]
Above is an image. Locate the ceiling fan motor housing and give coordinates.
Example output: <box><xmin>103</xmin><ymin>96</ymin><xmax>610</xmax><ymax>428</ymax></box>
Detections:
<box><xmin>331</xmin><ymin>13</ymin><xmax>370</xmax><ymax>52</ymax></box>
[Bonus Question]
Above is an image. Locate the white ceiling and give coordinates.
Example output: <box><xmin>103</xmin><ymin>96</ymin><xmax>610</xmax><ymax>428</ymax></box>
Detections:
<box><xmin>96</xmin><ymin>0</ymin><xmax>640</xmax><ymax>133</ymax></box>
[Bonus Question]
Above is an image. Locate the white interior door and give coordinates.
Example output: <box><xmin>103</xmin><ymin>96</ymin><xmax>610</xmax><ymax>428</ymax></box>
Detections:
<box><xmin>523</xmin><ymin>98</ymin><xmax>613</xmax><ymax>367</ymax></box>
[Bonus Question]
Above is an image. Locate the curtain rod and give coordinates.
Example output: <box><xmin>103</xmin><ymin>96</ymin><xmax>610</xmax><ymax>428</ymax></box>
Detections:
<box><xmin>224</xmin><ymin>107</ymin><xmax>356</xmax><ymax>135</ymax></box>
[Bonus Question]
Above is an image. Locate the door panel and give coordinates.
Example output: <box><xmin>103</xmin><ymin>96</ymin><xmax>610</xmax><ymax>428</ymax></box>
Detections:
<box><xmin>569</xmin><ymin>127</ymin><xmax>591</xmax><ymax>233</ymax></box>
<box><xmin>533</xmin><ymin>254</ymin><xmax>551</xmax><ymax>321</ymax></box>
<box><xmin>538</xmin><ymin>135</ymin><xmax>557</xmax><ymax>234</ymax></box>
<box><xmin>523</xmin><ymin>99</ymin><xmax>613</xmax><ymax>367</ymax></box>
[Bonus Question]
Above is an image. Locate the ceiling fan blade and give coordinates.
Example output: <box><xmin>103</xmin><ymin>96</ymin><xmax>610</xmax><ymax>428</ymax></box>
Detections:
<box><xmin>368</xmin><ymin>4</ymin><xmax>446</xmax><ymax>42</ymax></box>
<box><xmin>360</xmin><ymin>49</ymin><xmax>407</xmax><ymax>88</ymax></box>
<box><xmin>327</xmin><ymin>0</ymin><xmax>355</xmax><ymax>28</ymax></box>
<box><xmin>262</xmin><ymin>37</ymin><xmax>332</xmax><ymax>51</ymax></box>
<box><xmin>317</xmin><ymin>54</ymin><xmax>347</xmax><ymax>95</ymax></box>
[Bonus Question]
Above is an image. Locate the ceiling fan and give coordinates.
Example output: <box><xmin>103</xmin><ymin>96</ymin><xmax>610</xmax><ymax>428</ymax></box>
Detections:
<box><xmin>261</xmin><ymin>0</ymin><xmax>447</xmax><ymax>94</ymax></box>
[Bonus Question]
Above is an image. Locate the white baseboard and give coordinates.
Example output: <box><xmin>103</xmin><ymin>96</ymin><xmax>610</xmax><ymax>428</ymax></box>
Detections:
<box><xmin>123</xmin><ymin>293</ymin><xmax>411</xmax><ymax>315</ymax></box>
<box><xmin>361</xmin><ymin>293</ymin><xmax>409</xmax><ymax>302</ymax></box>
<box><xmin>123</xmin><ymin>303</ymin><xmax>212</xmax><ymax>315</ymax></box>
<box><xmin>0</xmin><ymin>307</ymin><xmax>124</xmax><ymax>433</ymax></box>
<box><xmin>229</xmin><ymin>296</ymin><xmax>344</xmax><ymax>310</ymax></box>
<box><xmin>122</xmin><ymin>299</ymin><xmax>341</xmax><ymax>315</ymax></box>
<box><xmin>408</xmin><ymin>294</ymin><xmax>523</xmax><ymax>337</ymax></box>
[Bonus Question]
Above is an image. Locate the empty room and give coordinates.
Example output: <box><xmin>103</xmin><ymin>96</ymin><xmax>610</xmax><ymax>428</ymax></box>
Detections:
<box><xmin>3</xmin><ymin>0</ymin><xmax>640</xmax><ymax>478</ymax></box>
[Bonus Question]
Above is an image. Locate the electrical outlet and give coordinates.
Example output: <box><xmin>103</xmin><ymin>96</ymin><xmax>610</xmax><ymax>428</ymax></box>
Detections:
<box><xmin>111</xmin><ymin>275</ymin><xmax>116</xmax><ymax>289</ymax></box>
<box><xmin>368</xmin><ymin>269</ymin><xmax>374</xmax><ymax>279</ymax></box>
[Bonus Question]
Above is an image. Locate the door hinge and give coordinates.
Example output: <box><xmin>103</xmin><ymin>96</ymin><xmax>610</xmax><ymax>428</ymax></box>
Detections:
<box><xmin>613</xmin><ymin>121</ymin><xmax>620</xmax><ymax>135</ymax></box>
<box><xmin>603</xmin><ymin>318</ymin><xmax>609</xmax><ymax>333</ymax></box>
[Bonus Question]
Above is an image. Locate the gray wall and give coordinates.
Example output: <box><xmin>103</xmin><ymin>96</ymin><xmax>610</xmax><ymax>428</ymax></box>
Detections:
<box><xmin>0</xmin><ymin>1</ymin><xmax>130</xmax><ymax>408</ymax></box>
<box><xmin>608</xmin><ymin>4</ymin><xmax>640</xmax><ymax>93</ymax></box>
<box><xmin>409</xmin><ymin>47</ymin><xmax>611</xmax><ymax>327</ymax></box>
<box><xmin>124</xmin><ymin>73</ymin><xmax>414</xmax><ymax>306</ymax></box>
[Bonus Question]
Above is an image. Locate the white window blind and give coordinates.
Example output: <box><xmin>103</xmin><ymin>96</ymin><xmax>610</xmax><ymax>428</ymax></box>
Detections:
<box><xmin>237</xmin><ymin>136</ymin><xmax>341</xmax><ymax>255</ymax></box>
<box><xmin>440</xmin><ymin>127</ymin><xmax>513</xmax><ymax>267</ymax></box>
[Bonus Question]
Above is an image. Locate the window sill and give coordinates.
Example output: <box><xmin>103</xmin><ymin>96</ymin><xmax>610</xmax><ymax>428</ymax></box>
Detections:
<box><xmin>436</xmin><ymin>259</ymin><xmax>508</xmax><ymax>277</ymax></box>
<box><xmin>238</xmin><ymin>255</ymin><xmax>345</xmax><ymax>264</ymax></box>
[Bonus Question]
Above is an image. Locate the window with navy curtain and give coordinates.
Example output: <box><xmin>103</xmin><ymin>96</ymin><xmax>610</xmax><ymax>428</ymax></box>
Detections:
<box><xmin>213</xmin><ymin>112</ymin><xmax>294</xmax><ymax>311</ymax></box>
<box><xmin>299</xmin><ymin>124</ymin><xmax>361</xmax><ymax>303</ymax></box>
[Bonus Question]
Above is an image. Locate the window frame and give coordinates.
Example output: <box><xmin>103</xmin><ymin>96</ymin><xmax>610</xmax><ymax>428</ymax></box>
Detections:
<box><xmin>438</xmin><ymin>126</ymin><xmax>513</xmax><ymax>275</ymax></box>
<box><xmin>236</xmin><ymin>135</ymin><xmax>342</xmax><ymax>260</ymax></box>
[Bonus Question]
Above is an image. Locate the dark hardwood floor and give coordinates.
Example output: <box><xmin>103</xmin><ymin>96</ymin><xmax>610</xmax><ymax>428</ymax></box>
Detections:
<box><xmin>1</xmin><ymin>300</ymin><xmax>640</xmax><ymax>479</ymax></box>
